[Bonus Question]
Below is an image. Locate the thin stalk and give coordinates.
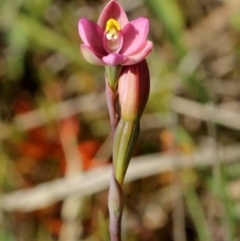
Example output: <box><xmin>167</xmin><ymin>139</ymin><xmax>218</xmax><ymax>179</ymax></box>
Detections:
<box><xmin>184</xmin><ymin>185</ymin><xmax>212</xmax><ymax>241</ymax></box>
<box><xmin>206</xmin><ymin>103</ymin><xmax>235</xmax><ymax>241</ymax></box>
<box><xmin>108</xmin><ymin>172</ymin><xmax>124</xmax><ymax>241</ymax></box>
<box><xmin>169</xmin><ymin>113</ymin><xmax>187</xmax><ymax>241</ymax></box>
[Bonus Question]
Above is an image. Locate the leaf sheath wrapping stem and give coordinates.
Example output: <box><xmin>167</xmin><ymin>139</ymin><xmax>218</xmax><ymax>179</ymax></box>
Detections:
<box><xmin>113</xmin><ymin>119</ymin><xmax>140</xmax><ymax>184</ymax></box>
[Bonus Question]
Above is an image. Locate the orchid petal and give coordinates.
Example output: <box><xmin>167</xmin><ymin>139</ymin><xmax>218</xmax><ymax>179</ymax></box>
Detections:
<box><xmin>122</xmin><ymin>41</ymin><xmax>153</xmax><ymax>65</ymax></box>
<box><xmin>80</xmin><ymin>45</ymin><xmax>105</xmax><ymax>66</ymax></box>
<box><xmin>78</xmin><ymin>18</ymin><xmax>106</xmax><ymax>56</ymax></box>
<box><xmin>120</xmin><ymin>18</ymin><xmax>149</xmax><ymax>56</ymax></box>
<box><xmin>98</xmin><ymin>0</ymin><xmax>128</xmax><ymax>30</ymax></box>
<box><xmin>102</xmin><ymin>53</ymin><xmax>125</xmax><ymax>65</ymax></box>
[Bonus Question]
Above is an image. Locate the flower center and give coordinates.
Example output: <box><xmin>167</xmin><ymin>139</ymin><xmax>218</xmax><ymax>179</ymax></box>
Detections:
<box><xmin>105</xmin><ymin>18</ymin><xmax>121</xmax><ymax>41</ymax></box>
<box><xmin>104</xmin><ymin>18</ymin><xmax>123</xmax><ymax>53</ymax></box>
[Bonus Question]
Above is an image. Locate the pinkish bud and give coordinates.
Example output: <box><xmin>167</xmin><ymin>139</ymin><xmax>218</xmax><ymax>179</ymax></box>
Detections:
<box><xmin>118</xmin><ymin>60</ymin><xmax>150</xmax><ymax>121</ymax></box>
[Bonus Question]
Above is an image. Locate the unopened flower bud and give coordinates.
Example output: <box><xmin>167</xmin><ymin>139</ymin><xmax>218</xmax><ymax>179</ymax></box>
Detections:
<box><xmin>118</xmin><ymin>60</ymin><xmax>150</xmax><ymax>121</ymax></box>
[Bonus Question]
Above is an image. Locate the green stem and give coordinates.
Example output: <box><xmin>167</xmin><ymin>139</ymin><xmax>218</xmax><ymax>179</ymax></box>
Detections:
<box><xmin>105</xmin><ymin>65</ymin><xmax>122</xmax><ymax>92</ymax></box>
<box><xmin>108</xmin><ymin>172</ymin><xmax>124</xmax><ymax>241</ymax></box>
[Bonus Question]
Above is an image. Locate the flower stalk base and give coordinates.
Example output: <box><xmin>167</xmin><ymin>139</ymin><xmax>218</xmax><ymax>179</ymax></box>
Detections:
<box><xmin>108</xmin><ymin>172</ymin><xmax>125</xmax><ymax>241</ymax></box>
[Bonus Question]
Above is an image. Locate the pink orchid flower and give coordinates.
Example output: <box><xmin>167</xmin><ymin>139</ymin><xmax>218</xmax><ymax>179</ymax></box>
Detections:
<box><xmin>78</xmin><ymin>0</ymin><xmax>153</xmax><ymax>66</ymax></box>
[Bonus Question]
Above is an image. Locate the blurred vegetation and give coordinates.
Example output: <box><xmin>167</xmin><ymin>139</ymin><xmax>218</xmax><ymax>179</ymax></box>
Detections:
<box><xmin>1</xmin><ymin>0</ymin><xmax>240</xmax><ymax>240</ymax></box>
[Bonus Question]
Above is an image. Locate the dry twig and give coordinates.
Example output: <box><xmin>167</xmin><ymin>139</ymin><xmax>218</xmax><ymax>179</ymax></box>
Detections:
<box><xmin>1</xmin><ymin>95</ymin><xmax>240</xmax><ymax>141</ymax></box>
<box><xmin>0</xmin><ymin>144</ymin><xmax>240</xmax><ymax>212</ymax></box>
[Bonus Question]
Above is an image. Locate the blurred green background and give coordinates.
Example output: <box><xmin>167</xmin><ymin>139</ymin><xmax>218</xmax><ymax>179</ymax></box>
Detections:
<box><xmin>1</xmin><ymin>0</ymin><xmax>240</xmax><ymax>240</ymax></box>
